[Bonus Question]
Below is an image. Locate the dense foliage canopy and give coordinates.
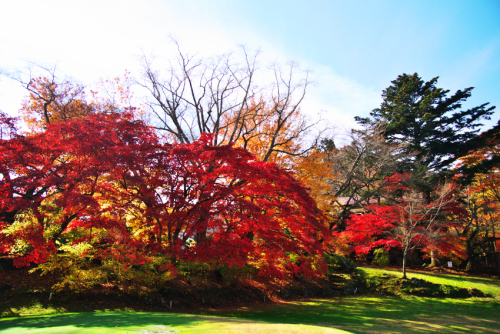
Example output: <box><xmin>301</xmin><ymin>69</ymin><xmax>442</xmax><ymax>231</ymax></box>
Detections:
<box><xmin>1</xmin><ymin>61</ymin><xmax>500</xmax><ymax>284</ymax></box>
<box><xmin>0</xmin><ymin>111</ymin><xmax>328</xmax><ymax>278</ymax></box>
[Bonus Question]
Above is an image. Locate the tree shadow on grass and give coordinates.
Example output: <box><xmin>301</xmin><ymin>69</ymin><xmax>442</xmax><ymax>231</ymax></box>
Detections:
<box><xmin>214</xmin><ymin>296</ymin><xmax>500</xmax><ymax>334</ymax></box>
<box><xmin>0</xmin><ymin>312</ymin><xmax>193</xmax><ymax>333</ymax></box>
<box><xmin>1</xmin><ymin>297</ymin><xmax>500</xmax><ymax>334</ymax></box>
<box><xmin>0</xmin><ymin>312</ymin><xmax>357</xmax><ymax>334</ymax></box>
<box><xmin>0</xmin><ymin>289</ymin><xmax>179</xmax><ymax>319</ymax></box>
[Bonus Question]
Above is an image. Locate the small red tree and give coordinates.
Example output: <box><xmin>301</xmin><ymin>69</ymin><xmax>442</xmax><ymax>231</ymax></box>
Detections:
<box><xmin>343</xmin><ymin>175</ymin><xmax>463</xmax><ymax>278</ymax></box>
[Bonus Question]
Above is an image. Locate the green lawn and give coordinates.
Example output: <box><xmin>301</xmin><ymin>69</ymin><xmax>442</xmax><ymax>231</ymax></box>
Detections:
<box><xmin>216</xmin><ymin>296</ymin><xmax>500</xmax><ymax>333</ymax></box>
<box><xmin>1</xmin><ymin>268</ymin><xmax>499</xmax><ymax>333</ymax></box>
<box><xmin>359</xmin><ymin>267</ymin><xmax>500</xmax><ymax>299</ymax></box>
<box><xmin>0</xmin><ymin>312</ymin><xmax>348</xmax><ymax>334</ymax></box>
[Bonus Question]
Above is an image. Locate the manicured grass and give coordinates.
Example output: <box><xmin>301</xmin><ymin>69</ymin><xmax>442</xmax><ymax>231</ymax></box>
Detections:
<box><xmin>0</xmin><ymin>312</ymin><xmax>348</xmax><ymax>334</ymax></box>
<box><xmin>2</xmin><ymin>296</ymin><xmax>499</xmax><ymax>334</ymax></box>
<box><xmin>216</xmin><ymin>296</ymin><xmax>500</xmax><ymax>333</ymax></box>
<box><xmin>1</xmin><ymin>268</ymin><xmax>499</xmax><ymax>333</ymax></box>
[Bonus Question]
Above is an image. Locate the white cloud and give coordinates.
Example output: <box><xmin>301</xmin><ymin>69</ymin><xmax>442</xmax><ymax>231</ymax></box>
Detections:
<box><xmin>0</xmin><ymin>0</ymin><xmax>380</xmax><ymax>133</ymax></box>
<box><xmin>302</xmin><ymin>64</ymin><xmax>381</xmax><ymax>131</ymax></box>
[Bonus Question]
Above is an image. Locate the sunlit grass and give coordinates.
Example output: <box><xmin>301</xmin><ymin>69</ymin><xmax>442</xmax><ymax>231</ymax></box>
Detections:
<box><xmin>0</xmin><ymin>312</ymin><xmax>349</xmax><ymax>334</ymax></box>
<box><xmin>1</xmin><ymin>268</ymin><xmax>499</xmax><ymax>333</ymax></box>
<box><xmin>213</xmin><ymin>295</ymin><xmax>500</xmax><ymax>333</ymax></box>
<box><xmin>2</xmin><ymin>295</ymin><xmax>499</xmax><ymax>333</ymax></box>
<box><xmin>359</xmin><ymin>267</ymin><xmax>500</xmax><ymax>298</ymax></box>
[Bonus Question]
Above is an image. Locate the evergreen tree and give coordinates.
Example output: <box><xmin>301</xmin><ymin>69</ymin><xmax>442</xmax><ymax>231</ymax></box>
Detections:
<box><xmin>356</xmin><ymin>73</ymin><xmax>496</xmax><ymax>175</ymax></box>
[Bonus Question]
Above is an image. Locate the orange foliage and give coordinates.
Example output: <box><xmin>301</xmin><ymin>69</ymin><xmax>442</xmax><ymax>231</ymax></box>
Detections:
<box><xmin>223</xmin><ymin>100</ymin><xmax>303</xmax><ymax>167</ymax></box>
<box><xmin>458</xmin><ymin>139</ymin><xmax>500</xmax><ymax>261</ymax></box>
<box><xmin>294</xmin><ymin>149</ymin><xmax>336</xmax><ymax>222</ymax></box>
<box><xmin>222</xmin><ymin>100</ymin><xmax>335</xmax><ymax>232</ymax></box>
<box><xmin>21</xmin><ymin>77</ymin><xmax>92</xmax><ymax>131</ymax></box>
<box><xmin>21</xmin><ymin>71</ymin><xmax>142</xmax><ymax>132</ymax></box>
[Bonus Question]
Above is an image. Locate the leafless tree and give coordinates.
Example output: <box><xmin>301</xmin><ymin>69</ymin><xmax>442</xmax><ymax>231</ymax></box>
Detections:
<box><xmin>326</xmin><ymin>124</ymin><xmax>410</xmax><ymax>230</ymax></box>
<box><xmin>138</xmin><ymin>40</ymin><xmax>321</xmax><ymax>162</ymax></box>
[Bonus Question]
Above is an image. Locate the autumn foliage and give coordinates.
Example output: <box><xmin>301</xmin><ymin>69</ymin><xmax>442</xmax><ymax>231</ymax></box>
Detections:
<box><xmin>3</xmin><ymin>65</ymin><xmax>500</xmax><ymax>288</ymax></box>
<box><xmin>0</xmin><ymin>110</ymin><xmax>328</xmax><ymax>279</ymax></box>
<box><xmin>341</xmin><ymin>174</ymin><xmax>465</xmax><ymax>277</ymax></box>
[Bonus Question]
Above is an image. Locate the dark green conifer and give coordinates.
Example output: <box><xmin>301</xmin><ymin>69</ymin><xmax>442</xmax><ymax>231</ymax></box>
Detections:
<box><xmin>356</xmin><ymin>73</ymin><xmax>496</xmax><ymax>177</ymax></box>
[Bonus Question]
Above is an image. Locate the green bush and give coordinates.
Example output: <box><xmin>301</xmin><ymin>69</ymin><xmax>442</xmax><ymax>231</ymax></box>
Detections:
<box><xmin>177</xmin><ymin>261</ymin><xmax>214</xmax><ymax>282</ymax></box>
<box><xmin>324</xmin><ymin>252</ymin><xmax>356</xmax><ymax>274</ymax></box>
<box><xmin>372</xmin><ymin>248</ymin><xmax>390</xmax><ymax>267</ymax></box>
<box><xmin>219</xmin><ymin>264</ymin><xmax>258</xmax><ymax>284</ymax></box>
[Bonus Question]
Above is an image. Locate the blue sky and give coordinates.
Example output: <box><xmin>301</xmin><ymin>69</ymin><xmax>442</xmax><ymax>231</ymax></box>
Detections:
<box><xmin>1</xmin><ymin>0</ymin><xmax>499</xmax><ymax>133</ymax></box>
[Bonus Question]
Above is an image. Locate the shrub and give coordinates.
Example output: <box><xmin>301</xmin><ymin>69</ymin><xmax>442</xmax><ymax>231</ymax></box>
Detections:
<box><xmin>219</xmin><ymin>264</ymin><xmax>258</xmax><ymax>284</ymax></box>
<box><xmin>324</xmin><ymin>252</ymin><xmax>356</xmax><ymax>274</ymax></box>
<box><xmin>372</xmin><ymin>248</ymin><xmax>390</xmax><ymax>267</ymax></box>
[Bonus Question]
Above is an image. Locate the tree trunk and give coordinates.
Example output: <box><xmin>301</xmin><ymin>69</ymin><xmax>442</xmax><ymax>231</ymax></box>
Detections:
<box><xmin>196</xmin><ymin>228</ymin><xmax>207</xmax><ymax>243</ymax></box>
<box><xmin>491</xmin><ymin>225</ymin><xmax>500</xmax><ymax>278</ymax></box>
<box><xmin>495</xmin><ymin>251</ymin><xmax>500</xmax><ymax>278</ymax></box>
<box><xmin>429</xmin><ymin>250</ymin><xmax>437</xmax><ymax>267</ymax></box>
<box><xmin>402</xmin><ymin>250</ymin><xmax>408</xmax><ymax>279</ymax></box>
<box><xmin>465</xmin><ymin>238</ymin><xmax>477</xmax><ymax>271</ymax></box>
<box><xmin>465</xmin><ymin>257</ymin><xmax>475</xmax><ymax>271</ymax></box>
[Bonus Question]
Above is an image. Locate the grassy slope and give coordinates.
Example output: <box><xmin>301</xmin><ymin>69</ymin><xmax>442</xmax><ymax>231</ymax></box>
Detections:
<box><xmin>1</xmin><ymin>267</ymin><xmax>499</xmax><ymax>333</ymax></box>
<box><xmin>359</xmin><ymin>267</ymin><xmax>500</xmax><ymax>298</ymax></box>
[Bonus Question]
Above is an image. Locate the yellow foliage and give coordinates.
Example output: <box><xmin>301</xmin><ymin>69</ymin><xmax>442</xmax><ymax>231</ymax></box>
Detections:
<box><xmin>294</xmin><ymin>149</ymin><xmax>336</xmax><ymax>223</ymax></box>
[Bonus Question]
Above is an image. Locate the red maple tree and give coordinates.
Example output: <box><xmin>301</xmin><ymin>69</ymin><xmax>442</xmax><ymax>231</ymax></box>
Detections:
<box><xmin>0</xmin><ymin>111</ymin><xmax>328</xmax><ymax>278</ymax></box>
<box><xmin>342</xmin><ymin>174</ymin><xmax>464</xmax><ymax>278</ymax></box>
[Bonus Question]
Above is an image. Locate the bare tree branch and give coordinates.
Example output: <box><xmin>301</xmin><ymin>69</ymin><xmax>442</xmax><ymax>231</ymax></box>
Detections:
<box><xmin>138</xmin><ymin>40</ymin><xmax>322</xmax><ymax>162</ymax></box>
